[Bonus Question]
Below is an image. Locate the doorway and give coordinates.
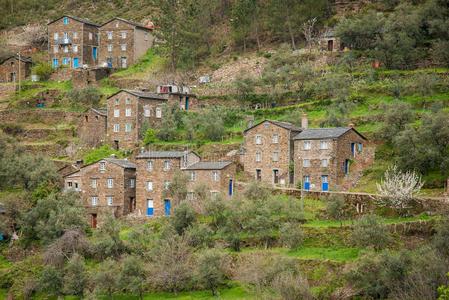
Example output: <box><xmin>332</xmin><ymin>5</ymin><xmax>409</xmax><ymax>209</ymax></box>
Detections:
<box><xmin>273</xmin><ymin>169</ymin><xmax>279</xmax><ymax>184</ymax></box>
<box><xmin>328</xmin><ymin>40</ymin><xmax>334</xmax><ymax>51</ymax></box>
<box><xmin>121</xmin><ymin>57</ymin><xmax>127</xmax><ymax>68</ymax></box>
<box><xmin>185</xmin><ymin>97</ymin><xmax>189</xmax><ymax>110</ymax></box>
<box><xmin>256</xmin><ymin>169</ymin><xmax>261</xmax><ymax>181</ymax></box>
<box><xmin>229</xmin><ymin>180</ymin><xmax>233</xmax><ymax>196</ymax></box>
<box><xmin>73</xmin><ymin>58</ymin><xmax>79</xmax><ymax>68</ymax></box>
<box><xmin>164</xmin><ymin>199</ymin><xmax>171</xmax><ymax>216</ymax></box>
<box><xmin>129</xmin><ymin>197</ymin><xmax>135</xmax><ymax>212</ymax></box>
<box><xmin>92</xmin><ymin>214</ymin><xmax>97</xmax><ymax>228</ymax></box>
<box><xmin>107</xmin><ymin>57</ymin><xmax>112</xmax><ymax>67</ymax></box>
<box><xmin>9</xmin><ymin>72</ymin><xmax>15</xmax><ymax>82</ymax></box>
<box><xmin>304</xmin><ymin>176</ymin><xmax>310</xmax><ymax>190</ymax></box>
<box><xmin>114</xmin><ymin>140</ymin><xmax>119</xmax><ymax>150</ymax></box>
<box><xmin>322</xmin><ymin>175</ymin><xmax>329</xmax><ymax>191</ymax></box>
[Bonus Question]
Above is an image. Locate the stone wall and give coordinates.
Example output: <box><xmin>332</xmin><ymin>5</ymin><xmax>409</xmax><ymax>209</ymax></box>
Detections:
<box><xmin>0</xmin><ymin>109</ymin><xmax>82</xmax><ymax>124</ymax></box>
<box><xmin>18</xmin><ymin>89</ymin><xmax>62</xmax><ymax>108</ymax></box>
<box><xmin>0</xmin><ymin>84</ymin><xmax>17</xmax><ymax>102</ymax></box>
<box><xmin>72</xmin><ymin>68</ymin><xmax>116</xmax><ymax>89</ymax></box>
<box><xmin>49</xmin><ymin>68</ymin><xmax>73</xmax><ymax>82</ymax></box>
<box><xmin>78</xmin><ymin>109</ymin><xmax>107</xmax><ymax>147</ymax></box>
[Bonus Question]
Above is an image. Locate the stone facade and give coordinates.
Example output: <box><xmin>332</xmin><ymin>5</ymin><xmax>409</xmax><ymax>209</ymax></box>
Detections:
<box><xmin>99</xmin><ymin>18</ymin><xmax>154</xmax><ymax>68</ymax></box>
<box><xmin>159</xmin><ymin>93</ymin><xmax>199</xmax><ymax>111</ymax></box>
<box><xmin>72</xmin><ymin>67</ymin><xmax>116</xmax><ymax>89</ymax></box>
<box><xmin>78</xmin><ymin>108</ymin><xmax>107</xmax><ymax>146</ymax></box>
<box><xmin>0</xmin><ymin>56</ymin><xmax>32</xmax><ymax>83</ymax></box>
<box><xmin>319</xmin><ymin>29</ymin><xmax>341</xmax><ymax>52</ymax></box>
<box><xmin>242</xmin><ymin>120</ymin><xmax>301</xmax><ymax>185</ymax></box>
<box><xmin>135</xmin><ymin>151</ymin><xmax>235</xmax><ymax>217</ymax></box>
<box><xmin>47</xmin><ymin>15</ymin><xmax>100</xmax><ymax>68</ymax></box>
<box><xmin>106</xmin><ymin>90</ymin><xmax>167</xmax><ymax>150</ymax></box>
<box><xmin>63</xmin><ymin>158</ymin><xmax>136</xmax><ymax>228</ymax></box>
<box><xmin>293</xmin><ymin>127</ymin><xmax>367</xmax><ymax>192</ymax></box>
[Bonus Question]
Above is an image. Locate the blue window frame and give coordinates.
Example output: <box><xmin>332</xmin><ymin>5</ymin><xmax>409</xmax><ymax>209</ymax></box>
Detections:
<box><xmin>164</xmin><ymin>200</ymin><xmax>171</xmax><ymax>216</ymax></box>
<box><xmin>147</xmin><ymin>199</ymin><xmax>153</xmax><ymax>216</ymax></box>
<box><xmin>63</xmin><ymin>58</ymin><xmax>69</xmax><ymax>65</ymax></box>
<box><xmin>52</xmin><ymin>59</ymin><xmax>58</xmax><ymax>68</ymax></box>
<box><xmin>358</xmin><ymin>142</ymin><xmax>362</xmax><ymax>151</ymax></box>
<box><xmin>63</xmin><ymin>17</ymin><xmax>69</xmax><ymax>24</ymax></box>
<box><xmin>345</xmin><ymin>159</ymin><xmax>349</xmax><ymax>174</ymax></box>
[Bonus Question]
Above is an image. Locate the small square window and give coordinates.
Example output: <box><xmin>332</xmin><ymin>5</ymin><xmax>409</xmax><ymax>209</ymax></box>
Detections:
<box><xmin>156</xmin><ymin>107</ymin><xmax>162</xmax><ymax>118</ymax></box>
<box><xmin>320</xmin><ymin>141</ymin><xmax>328</xmax><ymax>150</ymax></box>
<box><xmin>126</xmin><ymin>108</ymin><xmax>131</xmax><ymax>117</ymax></box>
<box><xmin>125</xmin><ymin>123</ymin><xmax>131</xmax><ymax>132</ymax></box>
<box><xmin>264</xmin><ymin>123</ymin><xmax>269</xmax><ymax>129</ymax></box>
<box><xmin>212</xmin><ymin>171</ymin><xmax>218</xmax><ymax>182</ymax></box>
<box><xmin>164</xmin><ymin>160</ymin><xmax>170</xmax><ymax>170</ymax></box>
<box><xmin>255</xmin><ymin>135</ymin><xmax>262</xmax><ymax>145</ymax></box>
<box><xmin>91</xmin><ymin>196</ymin><xmax>97</xmax><ymax>206</ymax></box>
<box><xmin>273</xmin><ymin>134</ymin><xmax>279</xmax><ymax>144</ymax></box>
<box><xmin>121</xmin><ymin>31</ymin><xmax>127</xmax><ymax>39</ymax></box>
<box><xmin>113</xmin><ymin>124</ymin><xmax>119</xmax><ymax>132</ymax></box>
<box><xmin>121</xmin><ymin>44</ymin><xmax>127</xmax><ymax>51</ymax></box>
<box><xmin>92</xmin><ymin>179</ymin><xmax>97</xmax><ymax>188</ymax></box>
<box><xmin>100</xmin><ymin>162</ymin><xmax>105</xmax><ymax>170</ymax></box>
<box><xmin>130</xmin><ymin>178</ymin><xmax>135</xmax><ymax>188</ymax></box>
<box><xmin>108</xmin><ymin>32</ymin><xmax>113</xmax><ymax>40</ymax></box>
<box><xmin>106</xmin><ymin>196</ymin><xmax>113</xmax><ymax>206</ymax></box>
<box><xmin>63</xmin><ymin>17</ymin><xmax>69</xmax><ymax>24</ymax></box>
<box><xmin>303</xmin><ymin>141</ymin><xmax>311</xmax><ymax>150</ymax></box>
<box><xmin>147</xmin><ymin>161</ymin><xmax>152</xmax><ymax>171</ymax></box>
<box><xmin>322</xmin><ymin>158</ymin><xmax>328</xmax><ymax>167</ymax></box>
<box><xmin>146</xmin><ymin>181</ymin><xmax>153</xmax><ymax>191</ymax></box>
<box><xmin>114</xmin><ymin>109</ymin><xmax>119</xmax><ymax>117</ymax></box>
<box><xmin>303</xmin><ymin>159</ymin><xmax>310</xmax><ymax>168</ymax></box>
<box><xmin>115</xmin><ymin>99</ymin><xmax>119</xmax><ymax>105</ymax></box>
<box><xmin>107</xmin><ymin>178</ymin><xmax>114</xmax><ymax>188</ymax></box>
<box><xmin>126</xmin><ymin>98</ymin><xmax>131</xmax><ymax>104</ymax></box>
<box><xmin>144</xmin><ymin>108</ymin><xmax>150</xmax><ymax>117</ymax></box>
<box><xmin>115</xmin><ymin>22</ymin><xmax>119</xmax><ymax>28</ymax></box>
<box><xmin>68</xmin><ymin>181</ymin><xmax>73</xmax><ymax>187</ymax></box>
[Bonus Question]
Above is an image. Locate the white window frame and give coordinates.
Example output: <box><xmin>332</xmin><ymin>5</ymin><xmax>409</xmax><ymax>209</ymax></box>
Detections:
<box><xmin>156</xmin><ymin>107</ymin><xmax>162</xmax><ymax>118</ymax></box>
<box><xmin>115</xmin><ymin>99</ymin><xmax>119</xmax><ymax>105</ymax></box>
<box><xmin>107</xmin><ymin>178</ymin><xmax>114</xmax><ymax>188</ymax></box>
<box><xmin>303</xmin><ymin>141</ymin><xmax>311</xmax><ymax>150</ymax></box>
<box><xmin>121</xmin><ymin>44</ymin><xmax>127</xmax><ymax>51</ymax></box>
<box><xmin>164</xmin><ymin>160</ymin><xmax>170</xmax><ymax>171</ymax></box>
<box><xmin>190</xmin><ymin>171</ymin><xmax>196</xmax><ymax>182</ymax></box>
<box><xmin>125</xmin><ymin>108</ymin><xmax>131</xmax><ymax>117</ymax></box>
<box><xmin>164</xmin><ymin>181</ymin><xmax>170</xmax><ymax>190</ymax></box>
<box><xmin>144</xmin><ymin>107</ymin><xmax>150</xmax><ymax>117</ymax></box>
<box><xmin>92</xmin><ymin>179</ymin><xmax>97</xmax><ymax>188</ymax></box>
<box><xmin>113</xmin><ymin>124</ymin><xmax>119</xmax><ymax>133</ymax></box>
<box><xmin>188</xmin><ymin>192</ymin><xmax>194</xmax><ymax>200</ymax></box>
<box><xmin>114</xmin><ymin>109</ymin><xmax>119</xmax><ymax>118</ymax></box>
<box><xmin>273</xmin><ymin>134</ymin><xmax>279</xmax><ymax>144</ymax></box>
<box><xmin>130</xmin><ymin>178</ymin><xmax>135</xmax><ymax>188</ymax></box>
<box><xmin>320</xmin><ymin>140</ymin><xmax>328</xmax><ymax>150</ymax></box>
<box><xmin>211</xmin><ymin>191</ymin><xmax>218</xmax><ymax>199</ymax></box>
<box><xmin>273</xmin><ymin>151</ymin><xmax>279</xmax><ymax>162</ymax></box>
<box><xmin>126</xmin><ymin>97</ymin><xmax>131</xmax><ymax>105</ymax></box>
<box><xmin>99</xmin><ymin>162</ymin><xmax>106</xmax><ymax>171</ymax></box>
<box><xmin>91</xmin><ymin>196</ymin><xmax>97</xmax><ymax>206</ymax></box>
<box><xmin>146</xmin><ymin>180</ymin><xmax>153</xmax><ymax>191</ymax></box>
<box><xmin>303</xmin><ymin>159</ymin><xmax>310</xmax><ymax>168</ymax></box>
<box><xmin>53</xmin><ymin>46</ymin><xmax>58</xmax><ymax>54</ymax></box>
<box><xmin>73</xmin><ymin>31</ymin><xmax>78</xmax><ymax>39</ymax></box>
<box><xmin>64</xmin><ymin>32</ymin><xmax>68</xmax><ymax>39</ymax></box>
<box><xmin>106</xmin><ymin>196</ymin><xmax>113</xmax><ymax>206</ymax></box>
<box><xmin>89</xmin><ymin>32</ymin><xmax>93</xmax><ymax>40</ymax></box>
<box><xmin>212</xmin><ymin>171</ymin><xmax>218</xmax><ymax>182</ymax></box>
<box><xmin>121</xmin><ymin>31</ymin><xmax>127</xmax><ymax>39</ymax></box>
<box><xmin>322</xmin><ymin>158</ymin><xmax>328</xmax><ymax>167</ymax></box>
<box><xmin>255</xmin><ymin>135</ymin><xmax>262</xmax><ymax>145</ymax></box>
<box><xmin>63</xmin><ymin>45</ymin><xmax>69</xmax><ymax>53</ymax></box>
<box><xmin>115</xmin><ymin>22</ymin><xmax>119</xmax><ymax>28</ymax></box>
<box><xmin>107</xmin><ymin>31</ymin><xmax>113</xmax><ymax>40</ymax></box>
<box><xmin>147</xmin><ymin>161</ymin><xmax>152</xmax><ymax>171</ymax></box>
<box><xmin>108</xmin><ymin>44</ymin><xmax>112</xmax><ymax>52</ymax></box>
<box><xmin>54</xmin><ymin>32</ymin><xmax>58</xmax><ymax>40</ymax></box>
<box><xmin>256</xmin><ymin>152</ymin><xmax>261</xmax><ymax>162</ymax></box>
<box><xmin>73</xmin><ymin>45</ymin><xmax>78</xmax><ymax>53</ymax></box>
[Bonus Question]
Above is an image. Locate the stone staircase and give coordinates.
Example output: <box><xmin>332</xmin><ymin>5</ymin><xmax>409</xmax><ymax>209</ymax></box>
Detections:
<box><xmin>342</xmin><ymin>146</ymin><xmax>376</xmax><ymax>191</ymax></box>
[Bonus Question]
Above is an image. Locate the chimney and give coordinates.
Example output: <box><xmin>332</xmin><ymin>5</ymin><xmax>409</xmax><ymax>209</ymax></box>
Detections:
<box><xmin>110</xmin><ymin>154</ymin><xmax>117</xmax><ymax>159</ymax></box>
<box><xmin>75</xmin><ymin>159</ymin><xmax>84</xmax><ymax>168</ymax></box>
<box><xmin>140</xmin><ymin>147</ymin><xmax>145</xmax><ymax>154</ymax></box>
<box><xmin>301</xmin><ymin>114</ymin><xmax>309</xmax><ymax>129</ymax></box>
<box><xmin>348</xmin><ymin>123</ymin><xmax>354</xmax><ymax>128</ymax></box>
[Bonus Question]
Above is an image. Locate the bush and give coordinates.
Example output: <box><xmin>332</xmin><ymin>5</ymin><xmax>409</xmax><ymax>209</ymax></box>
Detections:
<box><xmin>325</xmin><ymin>194</ymin><xmax>347</xmax><ymax>226</ymax></box>
<box><xmin>31</xmin><ymin>62</ymin><xmax>53</xmax><ymax>81</ymax></box>
<box><xmin>170</xmin><ymin>201</ymin><xmax>196</xmax><ymax>235</ymax></box>
<box><xmin>83</xmin><ymin>145</ymin><xmax>122</xmax><ymax>164</ymax></box>
<box><xmin>143</xmin><ymin>127</ymin><xmax>158</xmax><ymax>145</ymax></box>
<box><xmin>185</xmin><ymin>223</ymin><xmax>214</xmax><ymax>249</ymax></box>
<box><xmin>350</xmin><ymin>214</ymin><xmax>391</xmax><ymax>251</ymax></box>
<box><xmin>65</xmin><ymin>86</ymin><xmax>102</xmax><ymax>107</ymax></box>
<box><xmin>194</xmin><ymin>249</ymin><xmax>229</xmax><ymax>296</ymax></box>
<box><xmin>279</xmin><ymin>222</ymin><xmax>304</xmax><ymax>250</ymax></box>
<box><xmin>271</xmin><ymin>271</ymin><xmax>314</xmax><ymax>300</ymax></box>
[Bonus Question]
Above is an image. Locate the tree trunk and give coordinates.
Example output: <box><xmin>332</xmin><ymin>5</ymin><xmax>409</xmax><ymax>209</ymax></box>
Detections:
<box><xmin>212</xmin><ymin>286</ymin><xmax>216</xmax><ymax>296</ymax></box>
<box><xmin>109</xmin><ymin>290</ymin><xmax>113</xmax><ymax>300</ymax></box>
<box><xmin>140</xmin><ymin>290</ymin><xmax>143</xmax><ymax>300</ymax></box>
<box><xmin>173</xmin><ymin>287</ymin><xmax>178</xmax><ymax>297</ymax></box>
<box><xmin>286</xmin><ymin>9</ymin><xmax>296</xmax><ymax>50</ymax></box>
<box><xmin>255</xmin><ymin>25</ymin><xmax>261</xmax><ymax>52</ymax></box>
<box><xmin>243</xmin><ymin>38</ymin><xmax>246</xmax><ymax>54</ymax></box>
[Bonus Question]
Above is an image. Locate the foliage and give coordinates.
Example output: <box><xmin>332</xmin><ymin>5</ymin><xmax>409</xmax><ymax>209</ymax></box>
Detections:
<box><xmin>325</xmin><ymin>194</ymin><xmax>347</xmax><ymax>227</ymax></box>
<box><xmin>170</xmin><ymin>200</ymin><xmax>196</xmax><ymax>235</ymax></box>
<box><xmin>37</xmin><ymin>265</ymin><xmax>63</xmax><ymax>295</ymax></box>
<box><xmin>119</xmin><ymin>255</ymin><xmax>147</xmax><ymax>300</ymax></box>
<box><xmin>92</xmin><ymin>258</ymin><xmax>120</xmax><ymax>300</ymax></box>
<box><xmin>432</xmin><ymin>219</ymin><xmax>449</xmax><ymax>259</ymax></box>
<box><xmin>439</xmin><ymin>273</ymin><xmax>449</xmax><ymax>300</ymax></box>
<box><xmin>83</xmin><ymin>144</ymin><xmax>123</xmax><ymax>164</ymax></box>
<box><xmin>31</xmin><ymin>62</ymin><xmax>53</xmax><ymax>81</ymax></box>
<box><xmin>66</xmin><ymin>86</ymin><xmax>102</xmax><ymax>107</ymax></box>
<box><xmin>185</xmin><ymin>223</ymin><xmax>215</xmax><ymax>249</ymax></box>
<box><xmin>162</xmin><ymin>171</ymin><xmax>189</xmax><ymax>208</ymax></box>
<box><xmin>194</xmin><ymin>249</ymin><xmax>229</xmax><ymax>296</ymax></box>
<box><xmin>143</xmin><ymin>127</ymin><xmax>158</xmax><ymax>145</ymax></box>
<box><xmin>43</xmin><ymin>229</ymin><xmax>90</xmax><ymax>267</ymax></box>
<box><xmin>271</xmin><ymin>271</ymin><xmax>314</xmax><ymax>300</ymax></box>
<box><xmin>279</xmin><ymin>222</ymin><xmax>304</xmax><ymax>250</ymax></box>
<box><xmin>63</xmin><ymin>253</ymin><xmax>88</xmax><ymax>297</ymax></box>
<box><xmin>91</xmin><ymin>212</ymin><xmax>126</xmax><ymax>260</ymax></box>
<box><xmin>379</xmin><ymin>101</ymin><xmax>415</xmax><ymax>143</ymax></box>
<box><xmin>156</xmin><ymin>104</ymin><xmax>181</xmax><ymax>141</ymax></box>
<box><xmin>350</xmin><ymin>214</ymin><xmax>391</xmax><ymax>251</ymax></box>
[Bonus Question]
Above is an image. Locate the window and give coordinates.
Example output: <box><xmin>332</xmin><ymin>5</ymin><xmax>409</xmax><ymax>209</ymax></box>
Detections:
<box><xmin>164</xmin><ymin>160</ymin><xmax>170</xmax><ymax>170</ymax></box>
<box><xmin>303</xmin><ymin>141</ymin><xmax>311</xmax><ymax>150</ymax></box>
<box><xmin>54</xmin><ymin>32</ymin><xmax>58</xmax><ymax>40</ymax></box>
<box><xmin>320</xmin><ymin>141</ymin><xmax>328</xmax><ymax>150</ymax></box>
<box><xmin>144</xmin><ymin>108</ymin><xmax>150</xmax><ymax>117</ymax></box>
<box><xmin>100</xmin><ymin>162</ymin><xmax>105</xmax><ymax>170</ymax></box>
<box><xmin>73</xmin><ymin>45</ymin><xmax>78</xmax><ymax>53</ymax></box>
<box><xmin>64</xmin><ymin>32</ymin><xmax>68</xmax><ymax>39</ymax></box>
<box><xmin>264</xmin><ymin>123</ymin><xmax>269</xmax><ymax>129</ymax></box>
<box><xmin>91</xmin><ymin>196</ymin><xmax>97</xmax><ymax>206</ymax></box>
<box><xmin>147</xmin><ymin>161</ymin><xmax>152</xmax><ymax>171</ymax></box>
<box><xmin>64</xmin><ymin>17</ymin><xmax>69</xmax><ymax>24</ymax></box>
<box><xmin>125</xmin><ymin>123</ymin><xmax>131</xmax><ymax>132</ymax></box>
<box><xmin>113</xmin><ymin>124</ymin><xmax>119</xmax><ymax>132</ymax></box>
<box><xmin>146</xmin><ymin>181</ymin><xmax>153</xmax><ymax>191</ymax></box>
<box><xmin>92</xmin><ymin>179</ymin><xmax>97</xmax><ymax>188</ymax></box>
<box><xmin>68</xmin><ymin>181</ymin><xmax>73</xmax><ymax>188</ymax></box>
<box><xmin>211</xmin><ymin>192</ymin><xmax>218</xmax><ymax>199</ymax></box>
<box><xmin>212</xmin><ymin>171</ymin><xmax>218</xmax><ymax>182</ymax></box>
<box><xmin>188</xmin><ymin>192</ymin><xmax>194</xmax><ymax>200</ymax></box>
<box><xmin>121</xmin><ymin>44</ymin><xmax>127</xmax><ymax>51</ymax></box>
<box><xmin>164</xmin><ymin>181</ymin><xmax>170</xmax><ymax>190</ymax></box>
<box><xmin>63</xmin><ymin>58</ymin><xmax>69</xmax><ymax>65</ymax></box>
<box><xmin>106</xmin><ymin>196</ymin><xmax>113</xmax><ymax>206</ymax></box>
<box><xmin>63</xmin><ymin>45</ymin><xmax>69</xmax><ymax>53</ymax></box>
<box><xmin>115</xmin><ymin>99</ymin><xmax>119</xmax><ymax>105</ymax></box>
<box><xmin>273</xmin><ymin>151</ymin><xmax>279</xmax><ymax>162</ymax></box>
<box><xmin>115</xmin><ymin>22</ymin><xmax>119</xmax><ymax>28</ymax></box>
<box><xmin>107</xmin><ymin>31</ymin><xmax>113</xmax><ymax>40</ymax></box>
<box><xmin>125</xmin><ymin>108</ymin><xmax>131</xmax><ymax>117</ymax></box>
<box><xmin>145</xmin><ymin>33</ymin><xmax>149</xmax><ymax>41</ymax></box>
<box><xmin>114</xmin><ymin>109</ymin><xmax>119</xmax><ymax>117</ymax></box>
<box><xmin>74</xmin><ymin>182</ymin><xmax>79</xmax><ymax>190</ymax></box>
<box><xmin>256</xmin><ymin>152</ymin><xmax>261</xmax><ymax>162</ymax></box>
<box><xmin>126</xmin><ymin>98</ymin><xmax>131</xmax><ymax>104</ymax></box>
<box><xmin>147</xmin><ymin>199</ymin><xmax>153</xmax><ymax>216</ymax></box>
<box><xmin>303</xmin><ymin>159</ymin><xmax>310</xmax><ymax>168</ymax></box>
<box><xmin>273</xmin><ymin>134</ymin><xmax>279</xmax><ymax>144</ymax></box>
<box><xmin>73</xmin><ymin>31</ymin><xmax>78</xmax><ymax>39</ymax></box>
<box><xmin>255</xmin><ymin>135</ymin><xmax>262</xmax><ymax>145</ymax></box>
<box><xmin>53</xmin><ymin>46</ymin><xmax>58</xmax><ymax>53</ymax></box>
<box><xmin>156</xmin><ymin>107</ymin><xmax>162</xmax><ymax>118</ymax></box>
<box><xmin>130</xmin><ymin>178</ymin><xmax>135</xmax><ymax>188</ymax></box>
<box><xmin>107</xmin><ymin>178</ymin><xmax>114</xmax><ymax>188</ymax></box>
<box><xmin>89</xmin><ymin>32</ymin><xmax>93</xmax><ymax>40</ymax></box>
<box><xmin>107</xmin><ymin>44</ymin><xmax>112</xmax><ymax>52</ymax></box>
<box><xmin>358</xmin><ymin>142</ymin><xmax>362</xmax><ymax>151</ymax></box>
<box><xmin>322</xmin><ymin>158</ymin><xmax>328</xmax><ymax>167</ymax></box>
<box><xmin>121</xmin><ymin>31</ymin><xmax>127</xmax><ymax>39</ymax></box>
<box><xmin>190</xmin><ymin>171</ymin><xmax>196</xmax><ymax>181</ymax></box>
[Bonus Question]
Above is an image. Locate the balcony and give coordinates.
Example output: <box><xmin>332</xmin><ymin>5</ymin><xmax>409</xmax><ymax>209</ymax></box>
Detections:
<box><xmin>56</xmin><ymin>38</ymin><xmax>73</xmax><ymax>45</ymax></box>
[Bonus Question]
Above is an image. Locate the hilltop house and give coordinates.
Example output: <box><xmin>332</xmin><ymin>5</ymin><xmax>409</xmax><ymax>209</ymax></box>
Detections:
<box><xmin>63</xmin><ymin>157</ymin><xmax>136</xmax><ymax>228</ymax></box>
<box><xmin>106</xmin><ymin>90</ymin><xmax>167</xmax><ymax>150</ymax></box>
<box><xmin>47</xmin><ymin>15</ymin><xmax>100</xmax><ymax>68</ymax></box>
<box><xmin>99</xmin><ymin>17</ymin><xmax>154</xmax><ymax>69</ymax></box>
<box><xmin>0</xmin><ymin>56</ymin><xmax>32</xmax><ymax>83</ymax></box>
<box><xmin>135</xmin><ymin>150</ymin><xmax>235</xmax><ymax>217</ymax></box>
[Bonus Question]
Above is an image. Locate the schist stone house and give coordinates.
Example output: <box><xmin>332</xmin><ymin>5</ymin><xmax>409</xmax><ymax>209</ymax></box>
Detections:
<box><xmin>48</xmin><ymin>15</ymin><xmax>100</xmax><ymax>68</ymax></box>
<box><xmin>135</xmin><ymin>151</ymin><xmax>235</xmax><ymax>217</ymax></box>
<box><xmin>99</xmin><ymin>17</ymin><xmax>154</xmax><ymax>68</ymax></box>
<box><xmin>78</xmin><ymin>108</ymin><xmax>107</xmax><ymax>146</ymax></box>
<box><xmin>293</xmin><ymin>126</ymin><xmax>367</xmax><ymax>192</ymax></box>
<box><xmin>157</xmin><ymin>84</ymin><xmax>199</xmax><ymax>111</ymax></box>
<box><xmin>107</xmin><ymin>90</ymin><xmax>167</xmax><ymax>150</ymax></box>
<box><xmin>243</xmin><ymin>116</ymin><xmax>368</xmax><ymax>191</ymax></box>
<box><xmin>242</xmin><ymin>119</ymin><xmax>303</xmax><ymax>185</ymax></box>
<box><xmin>63</xmin><ymin>158</ymin><xmax>136</xmax><ymax>228</ymax></box>
<box><xmin>0</xmin><ymin>56</ymin><xmax>32</xmax><ymax>83</ymax></box>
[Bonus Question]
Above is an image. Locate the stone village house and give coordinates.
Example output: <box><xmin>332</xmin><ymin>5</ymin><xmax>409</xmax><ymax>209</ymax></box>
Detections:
<box><xmin>78</xmin><ymin>108</ymin><xmax>107</xmax><ymax>147</ymax></box>
<box><xmin>63</xmin><ymin>157</ymin><xmax>136</xmax><ymax>228</ymax></box>
<box><xmin>98</xmin><ymin>17</ymin><xmax>154</xmax><ymax>69</ymax></box>
<box><xmin>48</xmin><ymin>15</ymin><xmax>100</xmax><ymax>68</ymax></box>
<box><xmin>0</xmin><ymin>56</ymin><xmax>32</xmax><ymax>83</ymax></box>
<box><xmin>242</xmin><ymin>116</ymin><xmax>369</xmax><ymax>191</ymax></box>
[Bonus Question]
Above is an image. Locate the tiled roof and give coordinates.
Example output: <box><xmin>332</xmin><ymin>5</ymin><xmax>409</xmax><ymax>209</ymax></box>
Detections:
<box><xmin>0</xmin><ymin>56</ymin><xmax>32</xmax><ymax>65</ymax></box>
<box><xmin>293</xmin><ymin>127</ymin><xmax>366</xmax><ymax>140</ymax></box>
<box><xmin>103</xmin><ymin>158</ymin><xmax>136</xmax><ymax>169</ymax></box>
<box><xmin>185</xmin><ymin>161</ymin><xmax>233</xmax><ymax>170</ymax></box>
<box><xmin>244</xmin><ymin>119</ymin><xmax>303</xmax><ymax>133</ymax></box>
<box><xmin>91</xmin><ymin>108</ymin><xmax>107</xmax><ymax>116</ymax></box>
<box><xmin>101</xmin><ymin>17</ymin><xmax>152</xmax><ymax>31</ymax></box>
<box><xmin>107</xmin><ymin>90</ymin><xmax>166</xmax><ymax>101</ymax></box>
<box><xmin>136</xmin><ymin>151</ymin><xmax>191</xmax><ymax>159</ymax></box>
<box><xmin>48</xmin><ymin>15</ymin><xmax>100</xmax><ymax>27</ymax></box>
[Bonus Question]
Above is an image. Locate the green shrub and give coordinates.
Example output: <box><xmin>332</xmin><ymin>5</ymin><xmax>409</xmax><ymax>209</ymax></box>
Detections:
<box><xmin>83</xmin><ymin>145</ymin><xmax>122</xmax><ymax>164</ymax></box>
<box><xmin>65</xmin><ymin>86</ymin><xmax>102</xmax><ymax>108</ymax></box>
<box><xmin>143</xmin><ymin>127</ymin><xmax>158</xmax><ymax>145</ymax></box>
<box><xmin>350</xmin><ymin>214</ymin><xmax>391</xmax><ymax>251</ymax></box>
<box><xmin>279</xmin><ymin>222</ymin><xmax>304</xmax><ymax>250</ymax></box>
<box><xmin>31</xmin><ymin>62</ymin><xmax>53</xmax><ymax>81</ymax></box>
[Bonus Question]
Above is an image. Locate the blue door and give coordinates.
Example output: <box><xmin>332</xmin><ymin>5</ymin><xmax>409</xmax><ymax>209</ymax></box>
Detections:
<box><xmin>351</xmin><ymin>143</ymin><xmax>355</xmax><ymax>158</ymax></box>
<box><xmin>345</xmin><ymin>159</ymin><xmax>349</xmax><ymax>174</ymax></box>
<box><xmin>147</xmin><ymin>199</ymin><xmax>153</xmax><ymax>216</ymax></box>
<box><xmin>322</xmin><ymin>175</ymin><xmax>329</xmax><ymax>191</ymax></box>
<box><xmin>52</xmin><ymin>59</ymin><xmax>58</xmax><ymax>68</ymax></box>
<box><xmin>93</xmin><ymin>47</ymin><xmax>97</xmax><ymax>59</ymax></box>
<box><xmin>107</xmin><ymin>58</ymin><xmax>112</xmax><ymax>67</ymax></box>
<box><xmin>304</xmin><ymin>176</ymin><xmax>310</xmax><ymax>190</ymax></box>
<box><xmin>185</xmin><ymin>97</ymin><xmax>189</xmax><ymax>110</ymax></box>
<box><xmin>73</xmin><ymin>58</ymin><xmax>79</xmax><ymax>68</ymax></box>
<box><xmin>229</xmin><ymin>180</ymin><xmax>233</xmax><ymax>196</ymax></box>
<box><xmin>164</xmin><ymin>200</ymin><xmax>171</xmax><ymax>216</ymax></box>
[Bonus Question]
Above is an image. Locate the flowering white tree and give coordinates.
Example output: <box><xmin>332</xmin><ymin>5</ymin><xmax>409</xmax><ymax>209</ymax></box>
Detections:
<box><xmin>375</xmin><ymin>165</ymin><xmax>424</xmax><ymax>216</ymax></box>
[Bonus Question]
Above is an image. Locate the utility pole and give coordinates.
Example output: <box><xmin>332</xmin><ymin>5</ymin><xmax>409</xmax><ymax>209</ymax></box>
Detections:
<box><xmin>17</xmin><ymin>52</ymin><xmax>20</xmax><ymax>96</ymax></box>
<box><xmin>299</xmin><ymin>156</ymin><xmax>304</xmax><ymax>213</ymax></box>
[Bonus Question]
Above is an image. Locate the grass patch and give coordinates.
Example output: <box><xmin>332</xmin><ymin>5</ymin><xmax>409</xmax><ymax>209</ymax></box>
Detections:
<box><xmin>285</xmin><ymin>247</ymin><xmax>360</xmax><ymax>262</ymax></box>
<box><xmin>303</xmin><ymin>215</ymin><xmax>436</xmax><ymax>227</ymax></box>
